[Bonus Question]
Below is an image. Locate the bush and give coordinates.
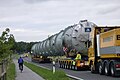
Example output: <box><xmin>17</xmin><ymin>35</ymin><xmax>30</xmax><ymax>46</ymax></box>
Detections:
<box><xmin>7</xmin><ymin>62</ymin><xmax>15</xmax><ymax>80</ymax></box>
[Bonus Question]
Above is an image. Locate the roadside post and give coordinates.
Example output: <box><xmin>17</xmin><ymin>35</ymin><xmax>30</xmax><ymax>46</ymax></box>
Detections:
<box><xmin>52</xmin><ymin>60</ymin><xmax>55</xmax><ymax>74</ymax></box>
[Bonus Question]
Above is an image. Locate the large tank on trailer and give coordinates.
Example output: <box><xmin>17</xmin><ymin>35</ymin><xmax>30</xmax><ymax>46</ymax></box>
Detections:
<box><xmin>54</xmin><ymin>30</ymin><xmax>64</xmax><ymax>56</ymax></box>
<box><xmin>31</xmin><ymin>20</ymin><xmax>96</xmax><ymax>57</ymax></box>
<box><xmin>31</xmin><ymin>42</ymin><xmax>52</xmax><ymax>63</ymax></box>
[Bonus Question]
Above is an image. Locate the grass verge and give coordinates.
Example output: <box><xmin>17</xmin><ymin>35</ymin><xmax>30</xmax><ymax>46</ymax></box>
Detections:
<box><xmin>7</xmin><ymin>61</ymin><xmax>15</xmax><ymax>80</ymax></box>
<box><xmin>24</xmin><ymin>61</ymin><xmax>70</xmax><ymax>80</ymax></box>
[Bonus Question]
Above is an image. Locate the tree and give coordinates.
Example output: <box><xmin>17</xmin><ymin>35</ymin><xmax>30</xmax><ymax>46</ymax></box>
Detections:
<box><xmin>0</xmin><ymin>28</ymin><xmax>15</xmax><ymax>60</ymax></box>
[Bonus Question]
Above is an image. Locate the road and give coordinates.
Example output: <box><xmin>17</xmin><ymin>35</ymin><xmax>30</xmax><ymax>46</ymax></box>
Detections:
<box><xmin>24</xmin><ymin>57</ymin><xmax>120</xmax><ymax>80</ymax></box>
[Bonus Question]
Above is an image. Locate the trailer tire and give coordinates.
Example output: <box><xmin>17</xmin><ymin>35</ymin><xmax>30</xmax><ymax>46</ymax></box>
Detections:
<box><xmin>61</xmin><ymin>64</ymin><xmax>63</xmax><ymax>68</ymax></box>
<box><xmin>69</xmin><ymin>65</ymin><xmax>72</xmax><ymax>69</ymax></box>
<box><xmin>71</xmin><ymin>65</ymin><xmax>74</xmax><ymax>70</ymax></box>
<box><xmin>75</xmin><ymin>66</ymin><xmax>79</xmax><ymax>71</ymax></box>
<box><xmin>63</xmin><ymin>64</ymin><xmax>65</xmax><ymax>68</ymax></box>
<box><xmin>68</xmin><ymin>65</ymin><xmax>70</xmax><ymax>69</ymax></box>
<box><xmin>59</xmin><ymin>63</ymin><xmax>61</xmax><ymax>68</ymax></box>
<box><xmin>65</xmin><ymin>64</ymin><xmax>67</xmax><ymax>69</ymax></box>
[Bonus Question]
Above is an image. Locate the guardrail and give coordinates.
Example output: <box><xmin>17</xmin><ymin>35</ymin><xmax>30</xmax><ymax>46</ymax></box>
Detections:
<box><xmin>0</xmin><ymin>59</ymin><xmax>8</xmax><ymax>80</ymax></box>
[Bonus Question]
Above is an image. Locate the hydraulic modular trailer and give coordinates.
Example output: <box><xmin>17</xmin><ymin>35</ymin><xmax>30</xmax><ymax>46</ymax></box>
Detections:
<box><xmin>89</xmin><ymin>27</ymin><xmax>120</xmax><ymax>77</ymax></box>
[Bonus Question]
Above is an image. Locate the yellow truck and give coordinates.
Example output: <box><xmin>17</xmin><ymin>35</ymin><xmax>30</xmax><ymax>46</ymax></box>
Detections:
<box><xmin>89</xmin><ymin>27</ymin><xmax>120</xmax><ymax>77</ymax></box>
<box><xmin>59</xmin><ymin>27</ymin><xmax>120</xmax><ymax>77</ymax></box>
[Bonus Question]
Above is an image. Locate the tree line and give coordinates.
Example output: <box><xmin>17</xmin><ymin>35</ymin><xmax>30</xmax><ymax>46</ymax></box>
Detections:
<box><xmin>14</xmin><ymin>41</ymin><xmax>38</xmax><ymax>54</ymax></box>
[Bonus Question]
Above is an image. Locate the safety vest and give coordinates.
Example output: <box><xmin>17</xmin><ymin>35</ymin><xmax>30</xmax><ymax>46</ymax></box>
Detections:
<box><xmin>75</xmin><ymin>54</ymin><xmax>81</xmax><ymax>60</ymax></box>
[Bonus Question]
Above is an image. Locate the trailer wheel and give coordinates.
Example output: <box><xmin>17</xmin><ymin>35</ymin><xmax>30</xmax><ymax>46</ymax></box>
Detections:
<box><xmin>64</xmin><ymin>64</ymin><xmax>66</xmax><ymax>68</ymax></box>
<box><xmin>59</xmin><ymin>63</ymin><xmax>61</xmax><ymax>68</ymax></box>
<box><xmin>63</xmin><ymin>64</ymin><xmax>65</xmax><ymax>68</ymax></box>
<box><xmin>31</xmin><ymin>59</ymin><xmax>33</xmax><ymax>62</ymax></box>
<box><xmin>75</xmin><ymin>66</ymin><xmax>80</xmax><ymax>71</ymax></box>
<box><xmin>61</xmin><ymin>63</ymin><xmax>63</xmax><ymax>68</ymax></box>
<box><xmin>65</xmin><ymin>64</ymin><xmax>67</xmax><ymax>69</ymax></box>
<box><xmin>69</xmin><ymin>65</ymin><xmax>72</xmax><ymax>69</ymax></box>
<box><xmin>68</xmin><ymin>65</ymin><xmax>70</xmax><ymax>69</ymax></box>
<box><xmin>72</xmin><ymin>65</ymin><xmax>75</xmax><ymax>70</ymax></box>
<box><xmin>72</xmin><ymin>65</ymin><xmax>74</xmax><ymax>70</ymax></box>
<box><xmin>75</xmin><ymin>66</ymin><xmax>77</xmax><ymax>70</ymax></box>
<box><xmin>69</xmin><ymin>65</ymin><xmax>71</xmax><ymax>69</ymax></box>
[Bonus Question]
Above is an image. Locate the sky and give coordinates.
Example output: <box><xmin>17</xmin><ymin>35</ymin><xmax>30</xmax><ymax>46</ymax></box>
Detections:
<box><xmin>0</xmin><ymin>0</ymin><xmax>120</xmax><ymax>42</ymax></box>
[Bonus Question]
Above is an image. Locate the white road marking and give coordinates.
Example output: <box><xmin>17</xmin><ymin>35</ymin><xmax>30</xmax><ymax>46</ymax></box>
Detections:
<box><xmin>66</xmin><ymin>74</ymin><xmax>84</xmax><ymax>80</ymax></box>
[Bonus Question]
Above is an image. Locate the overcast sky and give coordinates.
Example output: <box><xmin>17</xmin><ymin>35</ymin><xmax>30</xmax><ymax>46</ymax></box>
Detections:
<box><xmin>0</xmin><ymin>0</ymin><xmax>120</xmax><ymax>42</ymax></box>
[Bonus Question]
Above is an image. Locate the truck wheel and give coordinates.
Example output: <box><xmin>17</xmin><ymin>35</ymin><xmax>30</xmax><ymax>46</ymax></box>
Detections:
<box><xmin>90</xmin><ymin>61</ymin><xmax>95</xmax><ymax>73</ymax></box>
<box><xmin>90</xmin><ymin>64</ymin><xmax>94</xmax><ymax>73</ymax></box>
<box><xmin>99</xmin><ymin>62</ymin><xmax>104</xmax><ymax>75</ymax></box>
<box><xmin>110</xmin><ymin>62</ymin><xmax>116</xmax><ymax>77</ymax></box>
<box><xmin>104</xmin><ymin>62</ymin><xmax>110</xmax><ymax>76</ymax></box>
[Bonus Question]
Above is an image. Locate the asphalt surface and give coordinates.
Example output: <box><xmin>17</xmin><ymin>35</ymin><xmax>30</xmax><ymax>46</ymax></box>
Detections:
<box><xmin>24</xmin><ymin>57</ymin><xmax>120</xmax><ymax>80</ymax></box>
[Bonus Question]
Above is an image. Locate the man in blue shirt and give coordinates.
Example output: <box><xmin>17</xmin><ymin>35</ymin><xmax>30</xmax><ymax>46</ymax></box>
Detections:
<box><xmin>18</xmin><ymin>56</ymin><xmax>24</xmax><ymax>70</ymax></box>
